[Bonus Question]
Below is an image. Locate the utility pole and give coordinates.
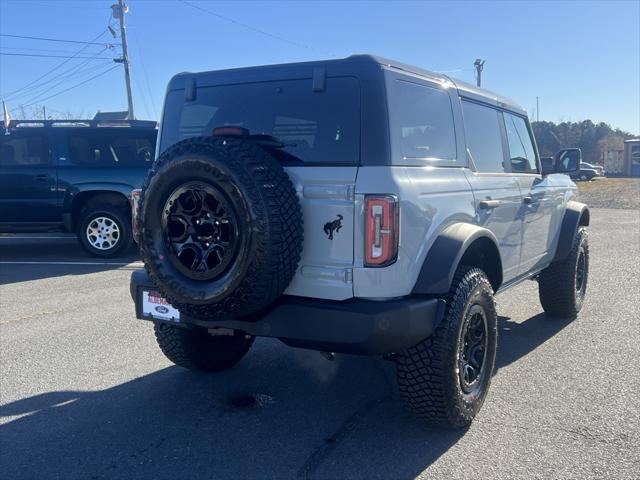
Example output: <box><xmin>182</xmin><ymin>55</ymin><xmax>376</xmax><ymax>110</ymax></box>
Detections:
<box><xmin>43</xmin><ymin>105</ymin><xmax>46</xmax><ymax>120</ymax></box>
<box><xmin>536</xmin><ymin>96</ymin><xmax>539</xmax><ymax>122</ymax></box>
<box><xmin>474</xmin><ymin>59</ymin><xmax>485</xmax><ymax>88</ymax></box>
<box><xmin>113</xmin><ymin>0</ymin><xmax>134</xmax><ymax>119</ymax></box>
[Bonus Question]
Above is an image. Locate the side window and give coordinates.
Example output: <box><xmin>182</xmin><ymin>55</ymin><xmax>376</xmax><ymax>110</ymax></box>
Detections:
<box><xmin>110</xmin><ymin>131</ymin><xmax>156</xmax><ymax>165</ymax></box>
<box><xmin>392</xmin><ymin>80</ymin><xmax>457</xmax><ymax>161</ymax></box>
<box><xmin>68</xmin><ymin>130</ymin><xmax>156</xmax><ymax>165</ymax></box>
<box><xmin>461</xmin><ymin>101</ymin><xmax>505</xmax><ymax>173</ymax></box>
<box><xmin>0</xmin><ymin>133</ymin><xmax>50</xmax><ymax>166</ymax></box>
<box><xmin>68</xmin><ymin>130</ymin><xmax>114</xmax><ymax>165</ymax></box>
<box><xmin>503</xmin><ymin>112</ymin><xmax>538</xmax><ymax>174</ymax></box>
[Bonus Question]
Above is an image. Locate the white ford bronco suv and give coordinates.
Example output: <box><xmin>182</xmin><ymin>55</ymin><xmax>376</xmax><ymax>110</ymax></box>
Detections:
<box><xmin>130</xmin><ymin>55</ymin><xmax>590</xmax><ymax>428</ymax></box>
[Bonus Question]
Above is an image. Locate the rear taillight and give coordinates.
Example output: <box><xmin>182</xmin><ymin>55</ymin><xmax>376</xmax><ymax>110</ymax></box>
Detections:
<box><xmin>131</xmin><ymin>189</ymin><xmax>141</xmax><ymax>241</ymax></box>
<box><xmin>212</xmin><ymin>126</ymin><xmax>249</xmax><ymax>137</ymax></box>
<box><xmin>364</xmin><ymin>195</ymin><xmax>399</xmax><ymax>267</ymax></box>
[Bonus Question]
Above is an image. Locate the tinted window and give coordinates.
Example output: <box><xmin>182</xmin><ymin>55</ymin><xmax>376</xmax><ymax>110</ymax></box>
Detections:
<box><xmin>0</xmin><ymin>132</ymin><xmax>50</xmax><ymax>166</ymax></box>
<box><xmin>503</xmin><ymin>112</ymin><xmax>538</xmax><ymax>173</ymax></box>
<box><xmin>392</xmin><ymin>80</ymin><xmax>456</xmax><ymax>160</ymax></box>
<box><xmin>462</xmin><ymin>101</ymin><xmax>505</xmax><ymax>173</ymax></box>
<box><xmin>160</xmin><ymin>77</ymin><xmax>360</xmax><ymax>164</ymax></box>
<box><xmin>69</xmin><ymin>129</ymin><xmax>156</xmax><ymax>165</ymax></box>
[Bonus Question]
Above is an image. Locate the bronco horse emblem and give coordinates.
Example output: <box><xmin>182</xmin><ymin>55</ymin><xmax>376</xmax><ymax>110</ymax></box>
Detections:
<box><xmin>323</xmin><ymin>214</ymin><xmax>343</xmax><ymax>240</ymax></box>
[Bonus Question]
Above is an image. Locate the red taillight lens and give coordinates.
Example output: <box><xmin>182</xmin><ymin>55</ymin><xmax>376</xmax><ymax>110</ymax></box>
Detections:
<box><xmin>364</xmin><ymin>195</ymin><xmax>399</xmax><ymax>267</ymax></box>
<box><xmin>131</xmin><ymin>189</ymin><xmax>141</xmax><ymax>241</ymax></box>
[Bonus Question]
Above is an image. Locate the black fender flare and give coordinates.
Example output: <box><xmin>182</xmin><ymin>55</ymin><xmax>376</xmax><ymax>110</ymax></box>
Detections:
<box><xmin>412</xmin><ymin>223</ymin><xmax>503</xmax><ymax>295</ymax></box>
<box><xmin>554</xmin><ymin>201</ymin><xmax>590</xmax><ymax>261</ymax></box>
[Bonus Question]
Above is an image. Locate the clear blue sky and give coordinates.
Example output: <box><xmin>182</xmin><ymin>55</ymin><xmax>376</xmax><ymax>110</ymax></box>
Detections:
<box><xmin>1</xmin><ymin>0</ymin><xmax>638</xmax><ymax>133</ymax></box>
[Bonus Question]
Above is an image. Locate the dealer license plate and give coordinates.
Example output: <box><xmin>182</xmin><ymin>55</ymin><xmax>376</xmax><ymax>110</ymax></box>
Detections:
<box><xmin>141</xmin><ymin>290</ymin><xmax>181</xmax><ymax>322</ymax></box>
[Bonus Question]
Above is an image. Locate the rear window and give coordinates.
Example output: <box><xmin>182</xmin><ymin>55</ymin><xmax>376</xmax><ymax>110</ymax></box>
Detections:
<box><xmin>68</xmin><ymin>129</ymin><xmax>156</xmax><ymax>166</ymax></box>
<box><xmin>0</xmin><ymin>132</ymin><xmax>50</xmax><ymax>166</ymax></box>
<box><xmin>160</xmin><ymin>77</ymin><xmax>360</xmax><ymax>165</ymax></box>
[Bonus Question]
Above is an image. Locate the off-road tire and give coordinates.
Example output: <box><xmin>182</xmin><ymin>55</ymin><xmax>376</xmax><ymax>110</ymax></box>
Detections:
<box><xmin>154</xmin><ymin>322</ymin><xmax>253</xmax><ymax>372</ymax></box>
<box><xmin>77</xmin><ymin>205</ymin><xmax>132</xmax><ymax>258</ymax></box>
<box><xmin>396</xmin><ymin>267</ymin><xmax>498</xmax><ymax>428</ymax></box>
<box><xmin>138</xmin><ymin>136</ymin><xmax>303</xmax><ymax>320</ymax></box>
<box><xmin>538</xmin><ymin>227</ymin><xmax>589</xmax><ymax>318</ymax></box>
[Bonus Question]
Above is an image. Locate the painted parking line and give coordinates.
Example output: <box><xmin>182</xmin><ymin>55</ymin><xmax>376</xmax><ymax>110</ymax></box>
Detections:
<box><xmin>0</xmin><ymin>236</ymin><xmax>75</xmax><ymax>240</ymax></box>
<box><xmin>0</xmin><ymin>261</ymin><xmax>144</xmax><ymax>266</ymax></box>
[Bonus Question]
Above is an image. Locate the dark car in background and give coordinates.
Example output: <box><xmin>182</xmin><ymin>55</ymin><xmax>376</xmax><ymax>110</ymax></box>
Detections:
<box><xmin>581</xmin><ymin>162</ymin><xmax>605</xmax><ymax>177</ymax></box>
<box><xmin>0</xmin><ymin>119</ymin><xmax>157</xmax><ymax>257</ymax></box>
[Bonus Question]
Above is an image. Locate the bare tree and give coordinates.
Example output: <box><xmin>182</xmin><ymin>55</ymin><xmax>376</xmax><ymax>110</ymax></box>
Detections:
<box><xmin>11</xmin><ymin>104</ymin><xmax>85</xmax><ymax>120</ymax></box>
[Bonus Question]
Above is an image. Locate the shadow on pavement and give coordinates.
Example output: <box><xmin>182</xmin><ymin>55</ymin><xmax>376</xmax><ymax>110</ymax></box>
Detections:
<box><xmin>496</xmin><ymin>313</ymin><xmax>573</xmax><ymax>370</ymax></box>
<box><xmin>0</xmin><ymin>237</ymin><xmax>140</xmax><ymax>285</ymax></box>
<box><xmin>0</xmin><ymin>311</ymin><xmax>574</xmax><ymax>480</ymax></box>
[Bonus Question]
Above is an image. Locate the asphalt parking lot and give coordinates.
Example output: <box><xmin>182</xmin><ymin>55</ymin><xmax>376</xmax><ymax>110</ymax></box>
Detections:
<box><xmin>1</xmin><ymin>208</ymin><xmax>639</xmax><ymax>480</ymax></box>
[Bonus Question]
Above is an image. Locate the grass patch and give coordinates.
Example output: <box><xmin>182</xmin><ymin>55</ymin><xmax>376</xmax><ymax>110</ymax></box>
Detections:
<box><xmin>576</xmin><ymin>177</ymin><xmax>640</xmax><ymax>209</ymax></box>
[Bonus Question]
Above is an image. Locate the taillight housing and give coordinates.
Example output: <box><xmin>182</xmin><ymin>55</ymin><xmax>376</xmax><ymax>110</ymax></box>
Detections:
<box><xmin>131</xmin><ymin>188</ymin><xmax>142</xmax><ymax>241</ymax></box>
<box><xmin>364</xmin><ymin>195</ymin><xmax>399</xmax><ymax>267</ymax></box>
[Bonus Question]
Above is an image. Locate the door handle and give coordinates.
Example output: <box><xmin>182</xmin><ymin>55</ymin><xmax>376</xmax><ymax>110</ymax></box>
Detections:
<box><xmin>523</xmin><ymin>196</ymin><xmax>534</xmax><ymax>204</ymax></box>
<box><xmin>35</xmin><ymin>174</ymin><xmax>49</xmax><ymax>181</ymax></box>
<box><xmin>479</xmin><ymin>200</ymin><xmax>500</xmax><ymax>210</ymax></box>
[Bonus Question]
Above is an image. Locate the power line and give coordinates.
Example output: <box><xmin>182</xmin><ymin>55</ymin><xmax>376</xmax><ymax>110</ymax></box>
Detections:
<box><xmin>129</xmin><ymin>26</ymin><xmax>158</xmax><ymax>118</ymax></box>
<box><xmin>179</xmin><ymin>0</ymin><xmax>336</xmax><ymax>57</ymax></box>
<box><xmin>17</xmin><ymin>48</ymin><xmax>111</xmax><ymax>105</ymax></box>
<box><xmin>0</xmin><ymin>33</ymin><xmax>119</xmax><ymax>46</ymax></box>
<box><xmin>4</xmin><ymin>0</ymin><xmax>106</xmax><ymax>9</ymax></box>
<box><xmin>1</xmin><ymin>30</ymin><xmax>111</xmax><ymax>99</ymax></box>
<box><xmin>1</xmin><ymin>52</ymin><xmax>114</xmax><ymax>59</ymax></box>
<box><xmin>9</xmin><ymin>59</ymin><xmax>113</xmax><ymax>103</ymax></box>
<box><xmin>0</xmin><ymin>46</ymin><xmax>97</xmax><ymax>55</ymax></box>
<box><xmin>22</xmin><ymin>64</ymin><xmax>120</xmax><ymax>107</ymax></box>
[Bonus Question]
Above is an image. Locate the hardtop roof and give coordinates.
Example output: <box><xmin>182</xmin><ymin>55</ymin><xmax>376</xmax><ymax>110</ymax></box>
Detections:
<box><xmin>168</xmin><ymin>54</ymin><xmax>526</xmax><ymax>115</ymax></box>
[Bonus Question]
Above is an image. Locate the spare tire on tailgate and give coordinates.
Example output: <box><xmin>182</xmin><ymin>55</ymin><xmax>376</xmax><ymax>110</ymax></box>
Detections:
<box><xmin>137</xmin><ymin>136</ymin><xmax>303</xmax><ymax>320</ymax></box>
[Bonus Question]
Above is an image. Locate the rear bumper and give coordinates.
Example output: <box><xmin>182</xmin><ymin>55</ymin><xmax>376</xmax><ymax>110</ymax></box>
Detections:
<box><xmin>130</xmin><ymin>269</ymin><xmax>445</xmax><ymax>355</ymax></box>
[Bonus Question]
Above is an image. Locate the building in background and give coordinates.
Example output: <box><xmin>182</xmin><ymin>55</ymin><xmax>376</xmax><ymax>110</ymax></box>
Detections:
<box><xmin>627</xmin><ymin>139</ymin><xmax>640</xmax><ymax>177</ymax></box>
<box><xmin>602</xmin><ymin>139</ymin><xmax>640</xmax><ymax>176</ymax></box>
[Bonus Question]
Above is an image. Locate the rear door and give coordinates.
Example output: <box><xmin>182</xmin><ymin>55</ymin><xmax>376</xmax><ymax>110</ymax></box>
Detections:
<box><xmin>0</xmin><ymin>129</ymin><xmax>58</xmax><ymax>224</ymax></box>
<box><xmin>461</xmin><ymin>100</ymin><xmax>523</xmax><ymax>283</ymax></box>
<box><xmin>159</xmin><ymin>76</ymin><xmax>360</xmax><ymax>300</ymax></box>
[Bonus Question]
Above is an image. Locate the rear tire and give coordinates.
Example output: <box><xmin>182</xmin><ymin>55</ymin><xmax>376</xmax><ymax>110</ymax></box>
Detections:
<box><xmin>154</xmin><ymin>323</ymin><xmax>254</xmax><ymax>372</ymax></box>
<box><xmin>538</xmin><ymin>227</ymin><xmax>589</xmax><ymax>318</ymax></box>
<box><xmin>138</xmin><ymin>136</ymin><xmax>303</xmax><ymax>320</ymax></box>
<box><xmin>396</xmin><ymin>267</ymin><xmax>498</xmax><ymax>428</ymax></box>
<box><xmin>77</xmin><ymin>206</ymin><xmax>132</xmax><ymax>258</ymax></box>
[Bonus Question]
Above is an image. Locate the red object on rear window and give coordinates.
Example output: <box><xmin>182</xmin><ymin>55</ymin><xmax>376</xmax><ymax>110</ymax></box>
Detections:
<box><xmin>212</xmin><ymin>126</ymin><xmax>249</xmax><ymax>137</ymax></box>
<box><xmin>364</xmin><ymin>195</ymin><xmax>399</xmax><ymax>267</ymax></box>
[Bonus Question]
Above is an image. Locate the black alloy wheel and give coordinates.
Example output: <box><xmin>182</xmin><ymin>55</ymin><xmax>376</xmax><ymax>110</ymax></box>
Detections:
<box><xmin>162</xmin><ymin>182</ymin><xmax>240</xmax><ymax>281</ymax></box>
<box><xmin>458</xmin><ymin>306</ymin><xmax>489</xmax><ymax>395</ymax></box>
<box><xmin>575</xmin><ymin>248</ymin><xmax>587</xmax><ymax>303</ymax></box>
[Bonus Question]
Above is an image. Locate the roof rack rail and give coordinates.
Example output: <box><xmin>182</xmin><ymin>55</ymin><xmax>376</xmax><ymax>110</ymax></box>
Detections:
<box><xmin>1</xmin><ymin>119</ymin><xmax>157</xmax><ymax>129</ymax></box>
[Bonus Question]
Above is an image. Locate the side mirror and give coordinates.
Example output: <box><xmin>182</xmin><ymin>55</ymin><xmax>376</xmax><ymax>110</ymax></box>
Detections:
<box><xmin>540</xmin><ymin>156</ymin><xmax>555</xmax><ymax>175</ymax></box>
<box><xmin>554</xmin><ymin>148</ymin><xmax>581</xmax><ymax>175</ymax></box>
